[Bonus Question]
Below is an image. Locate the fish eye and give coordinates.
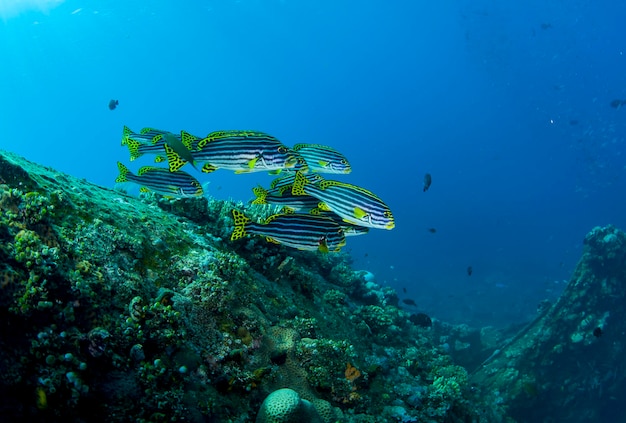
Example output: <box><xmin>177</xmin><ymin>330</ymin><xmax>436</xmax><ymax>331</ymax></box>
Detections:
<box><xmin>278</xmin><ymin>146</ymin><xmax>287</xmax><ymax>153</ymax></box>
<box><xmin>341</xmin><ymin>159</ymin><xmax>348</xmax><ymax>164</ymax></box>
<box><xmin>384</xmin><ymin>211</ymin><xmax>393</xmax><ymax>218</ymax></box>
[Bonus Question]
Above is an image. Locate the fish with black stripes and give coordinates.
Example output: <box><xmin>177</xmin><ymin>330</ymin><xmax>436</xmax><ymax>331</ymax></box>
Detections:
<box><xmin>230</xmin><ymin>209</ymin><xmax>346</xmax><ymax>252</ymax></box>
<box><xmin>291</xmin><ymin>171</ymin><xmax>394</xmax><ymax>230</ymax></box>
<box><xmin>293</xmin><ymin>143</ymin><xmax>351</xmax><ymax>174</ymax></box>
<box><xmin>166</xmin><ymin>130</ymin><xmax>301</xmax><ymax>174</ymax></box>
<box><xmin>115</xmin><ymin>162</ymin><xmax>203</xmax><ymax>198</ymax></box>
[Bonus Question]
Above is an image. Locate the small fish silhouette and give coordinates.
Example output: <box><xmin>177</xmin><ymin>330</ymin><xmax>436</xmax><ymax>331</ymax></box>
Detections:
<box><xmin>423</xmin><ymin>173</ymin><xmax>432</xmax><ymax>192</ymax></box>
<box><xmin>108</xmin><ymin>99</ymin><xmax>119</xmax><ymax>110</ymax></box>
<box><xmin>467</xmin><ymin>266</ymin><xmax>473</xmax><ymax>276</ymax></box>
<box><xmin>402</xmin><ymin>298</ymin><xmax>417</xmax><ymax>307</ymax></box>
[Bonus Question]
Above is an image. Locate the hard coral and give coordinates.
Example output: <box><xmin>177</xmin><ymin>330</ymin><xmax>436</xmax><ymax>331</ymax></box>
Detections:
<box><xmin>256</xmin><ymin>388</ymin><xmax>323</xmax><ymax>423</ymax></box>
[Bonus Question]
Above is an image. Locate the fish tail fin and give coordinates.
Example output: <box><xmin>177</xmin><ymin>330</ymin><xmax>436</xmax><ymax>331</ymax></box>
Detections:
<box><xmin>164</xmin><ymin>143</ymin><xmax>187</xmax><ymax>172</ymax></box>
<box><xmin>121</xmin><ymin>125</ymin><xmax>134</xmax><ymax>146</ymax></box>
<box><xmin>231</xmin><ymin>209</ymin><xmax>250</xmax><ymax>241</ymax></box>
<box><xmin>181</xmin><ymin>131</ymin><xmax>200</xmax><ymax>150</ymax></box>
<box><xmin>125</xmin><ymin>138</ymin><xmax>143</xmax><ymax>161</ymax></box>
<box><xmin>115</xmin><ymin>162</ymin><xmax>131</xmax><ymax>183</ymax></box>
<box><xmin>291</xmin><ymin>171</ymin><xmax>307</xmax><ymax>196</ymax></box>
<box><xmin>251</xmin><ymin>186</ymin><xmax>268</xmax><ymax>205</ymax></box>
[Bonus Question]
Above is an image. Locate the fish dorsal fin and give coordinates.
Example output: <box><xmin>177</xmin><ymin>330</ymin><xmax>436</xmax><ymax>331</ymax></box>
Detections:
<box><xmin>319</xmin><ymin>180</ymin><xmax>382</xmax><ymax>200</ymax></box>
<box><xmin>294</xmin><ymin>143</ymin><xmax>338</xmax><ymax>152</ymax></box>
<box><xmin>197</xmin><ymin>130</ymin><xmax>230</xmax><ymax>149</ymax></box>
<box><xmin>137</xmin><ymin>166</ymin><xmax>159</xmax><ymax>176</ymax></box>
<box><xmin>164</xmin><ymin>143</ymin><xmax>187</xmax><ymax>172</ymax></box>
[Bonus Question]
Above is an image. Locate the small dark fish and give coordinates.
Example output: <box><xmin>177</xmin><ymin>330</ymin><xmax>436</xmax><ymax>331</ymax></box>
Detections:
<box><xmin>427</xmin><ymin>227</ymin><xmax>437</xmax><ymax>234</ymax></box>
<box><xmin>402</xmin><ymin>298</ymin><xmax>417</xmax><ymax>307</ymax></box>
<box><xmin>593</xmin><ymin>327</ymin><xmax>603</xmax><ymax>338</ymax></box>
<box><xmin>540</xmin><ymin>23</ymin><xmax>552</xmax><ymax>30</ymax></box>
<box><xmin>409</xmin><ymin>313</ymin><xmax>432</xmax><ymax>328</ymax></box>
<box><xmin>108</xmin><ymin>99</ymin><xmax>119</xmax><ymax>110</ymax></box>
<box><xmin>423</xmin><ymin>173</ymin><xmax>432</xmax><ymax>192</ymax></box>
<box><xmin>402</xmin><ymin>287</ymin><xmax>407</xmax><ymax>293</ymax></box>
<box><xmin>610</xmin><ymin>99</ymin><xmax>623</xmax><ymax>109</ymax></box>
<box><xmin>467</xmin><ymin>266</ymin><xmax>473</xmax><ymax>276</ymax></box>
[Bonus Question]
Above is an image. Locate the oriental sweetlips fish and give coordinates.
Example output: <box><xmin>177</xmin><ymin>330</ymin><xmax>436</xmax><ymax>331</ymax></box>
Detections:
<box><xmin>231</xmin><ymin>209</ymin><xmax>346</xmax><ymax>252</ymax></box>
<box><xmin>166</xmin><ymin>130</ymin><xmax>302</xmax><ymax>174</ymax></box>
<box><xmin>115</xmin><ymin>162</ymin><xmax>203</xmax><ymax>198</ymax></box>
<box><xmin>291</xmin><ymin>171</ymin><xmax>395</xmax><ymax>230</ymax></box>
<box><xmin>292</xmin><ymin>143</ymin><xmax>351</xmax><ymax>174</ymax></box>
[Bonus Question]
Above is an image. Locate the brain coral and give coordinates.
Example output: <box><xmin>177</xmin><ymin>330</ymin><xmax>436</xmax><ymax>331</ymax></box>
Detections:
<box><xmin>256</xmin><ymin>388</ymin><xmax>323</xmax><ymax>423</ymax></box>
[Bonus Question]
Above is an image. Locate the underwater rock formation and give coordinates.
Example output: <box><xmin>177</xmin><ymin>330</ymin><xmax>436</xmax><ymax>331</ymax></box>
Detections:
<box><xmin>470</xmin><ymin>225</ymin><xmax>626</xmax><ymax>422</ymax></box>
<box><xmin>0</xmin><ymin>150</ymin><xmax>494</xmax><ymax>422</ymax></box>
<box><xmin>3</xmin><ymin>149</ymin><xmax>621</xmax><ymax>422</ymax></box>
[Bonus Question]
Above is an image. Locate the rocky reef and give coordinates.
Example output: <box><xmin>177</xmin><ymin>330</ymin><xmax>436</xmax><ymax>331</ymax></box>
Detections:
<box><xmin>0</xmin><ymin>150</ymin><xmax>493</xmax><ymax>422</ymax></box>
<box><xmin>1</xmin><ymin>149</ymin><xmax>624</xmax><ymax>422</ymax></box>
<box><xmin>470</xmin><ymin>225</ymin><xmax>626</xmax><ymax>422</ymax></box>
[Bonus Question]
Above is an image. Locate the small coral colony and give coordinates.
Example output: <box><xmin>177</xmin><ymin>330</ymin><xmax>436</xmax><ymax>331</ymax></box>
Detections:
<box><xmin>117</xmin><ymin>127</ymin><xmax>395</xmax><ymax>252</ymax></box>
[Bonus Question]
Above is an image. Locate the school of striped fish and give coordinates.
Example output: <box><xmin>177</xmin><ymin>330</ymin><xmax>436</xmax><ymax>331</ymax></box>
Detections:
<box><xmin>116</xmin><ymin>126</ymin><xmax>394</xmax><ymax>252</ymax></box>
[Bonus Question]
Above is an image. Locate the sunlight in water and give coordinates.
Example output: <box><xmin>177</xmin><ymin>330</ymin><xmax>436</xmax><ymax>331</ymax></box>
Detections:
<box><xmin>0</xmin><ymin>0</ymin><xmax>64</xmax><ymax>19</ymax></box>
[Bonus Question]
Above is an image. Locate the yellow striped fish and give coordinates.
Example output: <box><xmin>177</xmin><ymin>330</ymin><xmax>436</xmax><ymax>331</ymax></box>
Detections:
<box><xmin>293</xmin><ymin>143</ymin><xmax>351</xmax><ymax>174</ymax></box>
<box><xmin>166</xmin><ymin>130</ymin><xmax>300</xmax><ymax>174</ymax></box>
<box><xmin>230</xmin><ymin>209</ymin><xmax>346</xmax><ymax>252</ymax></box>
<box><xmin>291</xmin><ymin>171</ymin><xmax>394</xmax><ymax>230</ymax></box>
<box><xmin>115</xmin><ymin>162</ymin><xmax>203</xmax><ymax>198</ymax></box>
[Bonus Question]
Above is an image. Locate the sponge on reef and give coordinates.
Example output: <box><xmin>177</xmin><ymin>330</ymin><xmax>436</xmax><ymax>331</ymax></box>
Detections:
<box><xmin>256</xmin><ymin>388</ymin><xmax>323</xmax><ymax>423</ymax></box>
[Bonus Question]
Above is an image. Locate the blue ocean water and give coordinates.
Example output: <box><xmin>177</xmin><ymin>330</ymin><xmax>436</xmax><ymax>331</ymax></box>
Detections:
<box><xmin>1</xmin><ymin>0</ymin><xmax>624</xmax><ymax>328</ymax></box>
